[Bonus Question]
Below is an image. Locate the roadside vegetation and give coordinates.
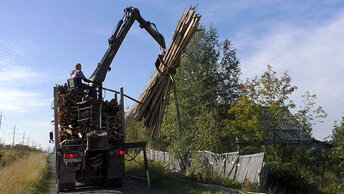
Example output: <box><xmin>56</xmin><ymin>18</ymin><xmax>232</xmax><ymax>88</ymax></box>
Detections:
<box><xmin>126</xmin><ymin>24</ymin><xmax>344</xmax><ymax>193</ymax></box>
<box><xmin>0</xmin><ymin>145</ymin><xmax>51</xmax><ymax>194</ymax></box>
<box><xmin>126</xmin><ymin>157</ymin><xmax>242</xmax><ymax>194</ymax></box>
<box><xmin>0</xmin><ymin>144</ymin><xmax>38</xmax><ymax>167</ymax></box>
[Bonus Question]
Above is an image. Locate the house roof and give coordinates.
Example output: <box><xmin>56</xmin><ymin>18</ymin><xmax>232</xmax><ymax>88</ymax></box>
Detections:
<box><xmin>259</xmin><ymin>107</ymin><xmax>312</xmax><ymax>142</ymax></box>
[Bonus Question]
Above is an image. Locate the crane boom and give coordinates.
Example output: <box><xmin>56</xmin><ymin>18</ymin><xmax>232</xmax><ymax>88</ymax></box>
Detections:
<box><xmin>89</xmin><ymin>7</ymin><xmax>166</xmax><ymax>84</ymax></box>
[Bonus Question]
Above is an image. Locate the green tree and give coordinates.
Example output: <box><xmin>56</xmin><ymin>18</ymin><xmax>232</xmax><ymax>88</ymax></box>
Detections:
<box><xmin>224</xmin><ymin>65</ymin><xmax>331</xmax><ymax>192</ymax></box>
<box><xmin>173</xmin><ymin>25</ymin><xmax>240</xmax><ymax>118</ymax></box>
<box><xmin>159</xmin><ymin>26</ymin><xmax>241</xmax><ymax>170</ymax></box>
<box><xmin>224</xmin><ymin>65</ymin><xmax>297</xmax><ymax>153</ymax></box>
<box><xmin>295</xmin><ymin>91</ymin><xmax>327</xmax><ymax>135</ymax></box>
<box><xmin>329</xmin><ymin>115</ymin><xmax>344</xmax><ymax>190</ymax></box>
<box><xmin>126</xmin><ymin>118</ymin><xmax>147</xmax><ymax>143</ymax></box>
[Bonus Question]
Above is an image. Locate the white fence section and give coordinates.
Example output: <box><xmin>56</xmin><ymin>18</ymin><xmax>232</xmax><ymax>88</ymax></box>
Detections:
<box><xmin>143</xmin><ymin>149</ymin><xmax>267</xmax><ymax>185</ymax></box>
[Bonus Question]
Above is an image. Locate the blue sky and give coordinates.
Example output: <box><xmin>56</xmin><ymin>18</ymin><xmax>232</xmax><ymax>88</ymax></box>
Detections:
<box><xmin>0</xmin><ymin>0</ymin><xmax>344</xmax><ymax>150</ymax></box>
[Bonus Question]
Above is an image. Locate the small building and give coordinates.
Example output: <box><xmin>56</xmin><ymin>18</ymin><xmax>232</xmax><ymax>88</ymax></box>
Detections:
<box><xmin>259</xmin><ymin>107</ymin><xmax>312</xmax><ymax>144</ymax></box>
<box><xmin>259</xmin><ymin>107</ymin><xmax>330</xmax><ymax>150</ymax></box>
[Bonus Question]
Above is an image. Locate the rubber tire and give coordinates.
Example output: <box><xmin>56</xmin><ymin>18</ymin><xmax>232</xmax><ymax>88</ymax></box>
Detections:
<box><xmin>58</xmin><ymin>182</ymin><xmax>75</xmax><ymax>192</ymax></box>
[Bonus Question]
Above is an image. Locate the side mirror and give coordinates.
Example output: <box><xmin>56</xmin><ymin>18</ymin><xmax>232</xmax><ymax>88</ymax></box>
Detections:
<box><xmin>49</xmin><ymin>132</ymin><xmax>54</xmax><ymax>143</ymax></box>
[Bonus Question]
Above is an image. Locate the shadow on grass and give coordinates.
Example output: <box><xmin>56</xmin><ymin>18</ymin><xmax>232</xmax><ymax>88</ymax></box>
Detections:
<box><xmin>126</xmin><ymin>157</ymin><xmax>231</xmax><ymax>194</ymax></box>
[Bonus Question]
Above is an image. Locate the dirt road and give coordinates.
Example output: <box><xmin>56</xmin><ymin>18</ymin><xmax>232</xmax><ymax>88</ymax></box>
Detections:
<box><xmin>48</xmin><ymin>154</ymin><xmax>169</xmax><ymax>194</ymax></box>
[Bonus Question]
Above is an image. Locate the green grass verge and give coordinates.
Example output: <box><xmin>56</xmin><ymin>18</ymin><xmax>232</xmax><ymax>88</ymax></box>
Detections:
<box><xmin>126</xmin><ymin>157</ymin><xmax>236</xmax><ymax>194</ymax></box>
<box><xmin>0</xmin><ymin>151</ymin><xmax>51</xmax><ymax>193</ymax></box>
<box><xmin>0</xmin><ymin>144</ymin><xmax>42</xmax><ymax>168</ymax></box>
<box><xmin>31</xmin><ymin>154</ymin><xmax>53</xmax><ymax>194</ymax></box>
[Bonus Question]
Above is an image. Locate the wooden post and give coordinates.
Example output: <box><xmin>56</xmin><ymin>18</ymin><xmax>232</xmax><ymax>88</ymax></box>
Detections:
<box><xmin>120</xmin><ymin>87</ymin><xmax>126</xmax><ymax>141</ymax></box>
<box><xmin>172</xmin><ymin>80</ymin><xmax>182</xmax><ymax>139</ymax></box>
<box><xmin>99</xmin><ymin>84</ymin><xmax>103</xmax><ymax>130</ymax></box>
<box><xmin>143</xmin><ymin>148</ymin><xmax>150</xmax><ymax>187</ymax></box>
<box><xmin>114</xmin><ymin>92</ymin><xmax>118</xmax><ymax>103</ymax></box>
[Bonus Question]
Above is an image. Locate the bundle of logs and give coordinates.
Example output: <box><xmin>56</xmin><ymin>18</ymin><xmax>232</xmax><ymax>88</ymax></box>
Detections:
<box><xmin>130</xmin><ymin>6</ymin><xmax>201</xmax><ymax>137</ymax></box>
<box><xmin>56</xmin><ymin>85</ymin><xmax>122</xmax><ymax>144</ymax></box>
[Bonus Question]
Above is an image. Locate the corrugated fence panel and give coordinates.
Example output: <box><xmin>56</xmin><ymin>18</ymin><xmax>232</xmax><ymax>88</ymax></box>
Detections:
<box><xmin>140</xmin><ymin>150</ymin><xmax>266</xmax><ymax>184</ymax></box>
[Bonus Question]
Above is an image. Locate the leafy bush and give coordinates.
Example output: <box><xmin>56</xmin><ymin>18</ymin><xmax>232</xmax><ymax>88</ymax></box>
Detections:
<box><xmin>186</xmin><ymin>153</ymin><xmax>211</xmax><ymax>183</ymax></box>
<box><xmin>0</xmin><ymin>145</ymin><xmax>40</xmax><ymax>168</ymax></box>
<box><xmin>267</xmin><ymin>160</ymin><xmax>317</xmax><ymax>193</ymax></box>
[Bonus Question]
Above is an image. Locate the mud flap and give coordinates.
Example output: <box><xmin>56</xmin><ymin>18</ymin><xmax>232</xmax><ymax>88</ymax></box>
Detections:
<box><xmin>57</xmin><ymin>152</ymin><xmax>76</xmax><ymax>184</ymax></box>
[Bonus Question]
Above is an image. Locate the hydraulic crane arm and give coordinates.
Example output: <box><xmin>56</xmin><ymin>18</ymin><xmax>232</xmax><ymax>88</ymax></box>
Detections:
<box><xmin>89</xmin><ymin>7</ymin><xmax>166</xmax><ymax>84</ymax></box>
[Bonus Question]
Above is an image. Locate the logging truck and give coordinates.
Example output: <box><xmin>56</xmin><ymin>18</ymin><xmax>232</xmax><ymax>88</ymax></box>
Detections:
<box><xmin>50</xmin><ymin>7</ymin><xmax>165</xmax><ymax>192</ymax></box>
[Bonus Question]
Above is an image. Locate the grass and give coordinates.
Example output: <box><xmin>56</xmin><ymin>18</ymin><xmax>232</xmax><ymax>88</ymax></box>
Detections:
<box><xmin>0</xmin><ymin>152</ymin><xmax>51</xmax><ymax>194</ymax></box>
<box><xmin>125</xmin><ymin>157</ymin><xmax>241</xmax><ymax>194</ymax></box>
<box><xmin>0</xmin><ymin>146</ymin><xmax>31</xmax><ymax>168</ymax></box>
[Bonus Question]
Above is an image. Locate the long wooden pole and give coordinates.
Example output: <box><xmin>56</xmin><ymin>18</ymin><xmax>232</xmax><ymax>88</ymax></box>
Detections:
<box><xmin>120</xmin><ymin>87</ymin><xmax>126</xmax><ymax>141</ymax></box>
<box><xmin>172</xmin><ymin>80</ymin><xmax>182</xmax><ymax>139</ymax></box>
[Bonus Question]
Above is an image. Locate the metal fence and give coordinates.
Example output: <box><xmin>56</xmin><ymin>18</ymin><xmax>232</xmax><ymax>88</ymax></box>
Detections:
<box><xmin>142</xmin><ymin>149</ymin><xmax>267</xmax><ymax>185</ymax></box>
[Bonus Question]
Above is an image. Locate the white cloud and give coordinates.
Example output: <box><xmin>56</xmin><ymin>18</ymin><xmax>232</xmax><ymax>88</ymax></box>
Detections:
<box><xmin>0</xmin><ymin>40</ymin><xmax>49</xmax><ymax>112</ymax></box>
<box><xmin>0</xmin><ymin>88</ymin><xmax>49</xmax><ymax>112</ymax></box>
<box><xmin>239</xmin><ymin>11</ymin><xmax>344</xmax><ymax>140</ymax></box>
<box><xmin>0</xmin><ymin>65</ymin><xmax>39</xmax><ymax>84</ymax></box>
<box><xmin>27</xmin><ymin>120</ymin><xmax>52</xmax><ymax>130</ymax></box>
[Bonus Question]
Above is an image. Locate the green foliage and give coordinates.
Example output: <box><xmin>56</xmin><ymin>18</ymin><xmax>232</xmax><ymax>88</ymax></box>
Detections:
<box><xmin>224</xmin><ymin>65</ymin><xmax>335</xmax><ymax>192</ymax></box>
<box><xmin>266</xmin><ymin>143</ymin><xmax>316</xmax><ymax>193</ymax></box>
<box><xmin>329</xmin><ymin>116</ymin><xmax>344</xmax><ymax>191</ymax></box>
<box><xmin>0</xmin><ymin>145</ymin><xmax>38</xmax><ymax>168</ymax></box>
<box><xmin>295</xmin><ymin>91</ymin><xmax>327</xmax><ymax>135</ymax></box>
<box><xmin>224</xmin><ymin>65</ymin><xmax>298</xmax><ymax>153</ymax></box>
<box><xmin>186</xmin><ymin>153</ymin><xmax>244</xmax><ymax>190</ymax></box>
<box><xmin>126</xmin><ymin>118</ymin><xmax>147</xmax><ymax>143</ymax></box>
<box><xmin>224</xmin><ymin>95</ymin><xmax>262</xmax><ymax>152</ymax></box>
<box><xmin>177</xmin><ymin>25</ymin><xmax>241</xmax><ymax>117</ymax></box>
<box><xmin>186</xmin><ymin>153</ymin><xmax>212</xmax><ymax>183</ymax></box>
<box><xmin>243</xmin><ymin>65</ymin><xmax>297</xmax><ymax>108</ymax></box>
<box><xmin>159</xmin><ymin>25</ymin><xmax>241</xmax><ymax>169</ymax></box>
<box><xmin>125</xmin><ymin>157</ymin><xmax>229</xmax><ymax>193</ymax></box>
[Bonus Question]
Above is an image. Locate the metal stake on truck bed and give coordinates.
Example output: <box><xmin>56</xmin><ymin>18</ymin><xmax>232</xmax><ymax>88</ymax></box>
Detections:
<box><xmin>53</xmin><ymin>86</ymin><xmax>60</xmax><ymax>193</ymax></box>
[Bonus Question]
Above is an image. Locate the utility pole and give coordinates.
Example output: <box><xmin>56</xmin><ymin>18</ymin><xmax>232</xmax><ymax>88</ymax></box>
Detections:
<box><xmin>27</xmin><ymin>137</ymin><xmax>30</xmax><ymax>146</ymax></box>
<box><xmin>22</xmin><ymin>132</ymin><xmax>25</xmax><ymax>145</ymax></box>
<box><xmin>0</xmin><ymin>112</ymin><xmax>2</xmax><ymax>144</ymax></box>
<box><xmin>12</xmin><ymin>125</ymin><xmax>16</xmax><ymax>147</ymax></box>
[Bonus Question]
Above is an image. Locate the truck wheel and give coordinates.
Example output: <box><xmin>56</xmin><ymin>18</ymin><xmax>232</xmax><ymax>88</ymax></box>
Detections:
<box><xmin>104</xmin><ymin>178</ymin><xmax>123</xmax><ymax>188</ymax></box>
<box><xmin>59</xmin><ymin>182</ymin><xmax>75</xmax><ymax>192</ymax></box>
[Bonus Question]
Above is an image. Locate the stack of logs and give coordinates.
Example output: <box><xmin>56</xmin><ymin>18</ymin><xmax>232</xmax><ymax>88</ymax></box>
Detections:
<box><xmin>130</xmin><ymin>6</ymin><xmax>201</xmax><ymax>137</ymax></box>
<box><xmin>56</xmin><ymin>85</ymin><xmax>122</xmax><ymax>144</ymax></box>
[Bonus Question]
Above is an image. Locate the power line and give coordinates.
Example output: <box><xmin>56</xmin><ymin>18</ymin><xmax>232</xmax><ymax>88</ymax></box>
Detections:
<box><xmin>0</xmin><ymin>112</ymin><xmax>2</xmax><ymax>144</ymax></box>
<box><xmin>184</xmin><ymin>98</ymin><xmax>219</xmax><ymax>113</ymax></box>
<box><xmin>178</xmin><ymin>85</ymin><xmax>220</xmax><ymax>104</ymax></box>
<box><xmin>0</xmin><ymin>112</ymin><xmax>2</xmax><ymax>140</ymax></box>
<box><xmin>179</xmin><ymin>73</ymin><xmax>216</xmax><ymax>92</ymax></box>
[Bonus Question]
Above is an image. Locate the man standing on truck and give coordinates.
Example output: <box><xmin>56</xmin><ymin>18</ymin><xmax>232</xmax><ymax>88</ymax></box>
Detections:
<box><xmin>71</xmin><ymin>63</ymin><xmax>94</xmax><ymax>97</ymax></box>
